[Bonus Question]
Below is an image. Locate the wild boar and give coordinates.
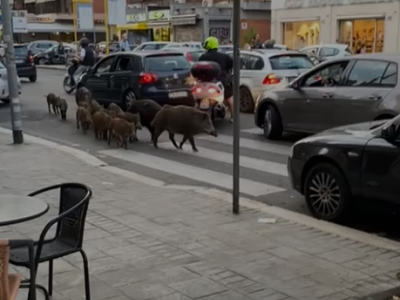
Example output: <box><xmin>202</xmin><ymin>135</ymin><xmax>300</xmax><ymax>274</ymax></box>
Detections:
<box><xmin>89</xmin><ymin>99</ymin><xmax>103</xmax><ymax>115</ymax></box>
<box><xmin>57</xmin><ymin>98</ymin><xmax>68</xmax><ymax>120</ymax></box>
<box><xmin>76</xmin><ymin>106</ymin><xmax>92</xmax><ymax>134</ymax></box>
<box><xmin>92</xmin><ymin>110</ymin><xmax>112</xmax><ymax>140</ymax></box>
<box><xmin>75</xmin><ymin>87</ymin><xmax>91</xmax><ymax>107</ymax></box>
<box><xmin>115</xmin><ymin>112</ymin><xmax>142</xmax><ymax>142</ymax></box>
<box><xmin>127</xmin><ymin>99</ymin><xmax>161</xmax><ymax>141</ymax></box>
<box><xmin>107</xmin><ymin>117</ymin><xmax>134</xmax><ymax>149</ymax></box>
<box><xmin>107</xmin><ymin>103</ymin><xmax>123</xmax><ymax>118</ymax></box>
<box><xmin>45</xmin><ymin>93</ymin><xmax>59</xmax><ymax>114</ymax></box>
<box><xmin>151</xmin><ymin>105</ymin><xmax>217</xmax><ymax>152</ymax></box>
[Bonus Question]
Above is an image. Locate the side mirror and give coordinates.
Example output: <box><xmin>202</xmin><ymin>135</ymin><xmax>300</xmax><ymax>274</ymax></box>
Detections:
<box><xmin>290</xmin><ymin>81</ymin><xmax>300</xmax><ymax>90</ymax></box>
<box><xmin>381</xmin><ymin>124</ymin><xmax>397</xmax><ymax>141</ymax></box>
<box><xmin>0</xmin><ymin>48</ymin><xmax>5</xmax><ymax>57</ymax></box>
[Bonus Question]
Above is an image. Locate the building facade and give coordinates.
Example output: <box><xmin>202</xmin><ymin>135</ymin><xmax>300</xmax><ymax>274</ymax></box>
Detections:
<box><xmin>271</xmin><ymin>0</ymin><xmax>398</xmax><ymax>52</ymax></box>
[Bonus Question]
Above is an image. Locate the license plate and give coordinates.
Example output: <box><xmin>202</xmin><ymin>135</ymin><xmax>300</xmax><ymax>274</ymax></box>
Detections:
<box><xmin>168</xmin><ymin>91</ymin><xmax>187</xmax><ymax>98</ymax></box>
<box><xmin>16</xmin><ymin>60</ymin><xmax>24</xmax><ymax>64</ymax></box>
<box><xmin>199</xmin><ymin>99</ymin><xmax>210</xmax><ymax>109</ymax></box>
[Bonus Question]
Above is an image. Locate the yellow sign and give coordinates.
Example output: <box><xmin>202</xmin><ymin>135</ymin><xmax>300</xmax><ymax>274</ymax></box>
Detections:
<box><xmin>148</xmin><ymin>10</ymin><xmax>170</xmax><ymax>21</ymax></box>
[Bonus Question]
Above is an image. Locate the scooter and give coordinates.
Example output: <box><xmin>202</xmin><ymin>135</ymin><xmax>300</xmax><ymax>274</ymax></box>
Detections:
<box><xmin>191</xmin><ymin>80</ymin><xmax>227</xmax><ymax>121</ymax></box>
<box><xmin>63</xmin><ymin>59</ymin><xmax>87</xmax><ymax>94</ymax></box>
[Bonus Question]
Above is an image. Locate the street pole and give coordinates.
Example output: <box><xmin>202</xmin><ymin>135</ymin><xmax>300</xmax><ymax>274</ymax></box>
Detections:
<box><xmin>232</xmin><ymin>0</ymin><xmax>240</xmax><ymax>214</ymax></box>
<box><xmin>203</xmin><ymin>7</ymin><xmax>209</xmax><ymax>41</ymax></box>
<box><xmin>1</xmin><ymin>0</ymin><xmax>23</xmax><ymax>144</ymax></box>
<box><xmin>103</xmin><ymin>0</ymin><xmax>110</xmax><ymax>54</ymax></box>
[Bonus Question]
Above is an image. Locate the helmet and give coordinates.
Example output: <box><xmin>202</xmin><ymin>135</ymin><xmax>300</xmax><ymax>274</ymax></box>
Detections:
<box><xmin>203</xmin><ymin>36</ymin><xmax>219</xmax><ymax>51</ymax></box>
<box><xmin>80</xmin><ymin>37</ymin><xmax>89</xmax><ymax>48</ymax></box>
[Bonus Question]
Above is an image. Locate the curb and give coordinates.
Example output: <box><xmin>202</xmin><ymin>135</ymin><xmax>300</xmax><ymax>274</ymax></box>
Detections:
<box><xmin>1</xmin><ymin>126</ymin><xmax>400</xmax><ymax>251</ymax></box>
<box><xmin>36</xmin><ymin>65</ymin><xmax>66</xmax><ymax>71</ymax></box>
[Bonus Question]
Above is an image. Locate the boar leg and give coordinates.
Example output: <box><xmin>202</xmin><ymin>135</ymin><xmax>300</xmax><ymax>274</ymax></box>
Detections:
<box><xmin>147</xmin><ymin>126</ymin><xmax>155</xmax><ymax>142</ymax></box>
<box><xmin>94</xmin><ymin>128</ymin><xmax>99</xmax><ymax>139</ymax></box>
<box><xmin>102</xmin><ymin>130</ymin><xmax>108</xmax><ymax>140</ymax></box>
<box><xmin>179</xmin><ymin>136</ymin><xmax>188</xmax><ymax>150</ymax></box>
<box><xmin>168</xmin><ymin>133</ymin><xmax>180</xmax><ymax>149</ymax></box>
<box><xmin>76</xmin><ymin>118</ymin><xmax>80</xmax><ymax>130</ymax></box>
<box><xmin>107</xmin><ymin>130</ymin><xmax>112</xmax><ymax>146</ymax></box>
<box><xmin>152</xmin><ymin>128</ymin><xmax>163</xmax><ymax>149</ymax></box>
<box><xmin>47</xmin><ymin>103</ymin><xmax>51</xmax><ymax>113</ymax></box>
<box><xmin>188</xmin><ymin>136</ymin><xmax>198</xmax><ymax>152</ymax></box>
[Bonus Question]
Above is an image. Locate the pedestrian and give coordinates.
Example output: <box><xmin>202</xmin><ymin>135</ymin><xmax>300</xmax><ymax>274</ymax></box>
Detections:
<box><xmin>252</xmin><ymin>34</ymin><xmax>263</xmax><ymax>49</ymax></box>
<box><xmin>119</xmin><ymin>33</ymin><xmax>130</xmax><ymax>52</ymax></box>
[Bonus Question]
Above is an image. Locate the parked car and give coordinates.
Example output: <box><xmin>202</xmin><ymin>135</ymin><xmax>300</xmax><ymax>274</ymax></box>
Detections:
<box><xmin>27</xmin><ymin>40</ymin><xmax>58</xmax><ymax>55</ymax></box>
<box><xmin>164</xmin><ymin>47</ymin><xmax>205</xmax><ymax>65</ymax></box>
<box><xmin>0</xmin><ymin>60</ymin><xmax>22</xmax><ymax>103</ymax></box>
<box><xmin>34</xmin><ymin>43</ymin><xmax>75</xmax><ymax>65</ymax></box>
<box><xmin>0</xmin><ymin>43</ymin><xmax>37</xmax><ymax>82</ymax></box>
<box><xmin>133</xmin><ymin>42</ymin><xmax>181</xmax><ymax>51</ymax></box>
<box><xmin>254</xmin><ymin>53</ymin><xmax>399</xmax><ymax>140</ymax></box>
<box><xmin>177</xmin><ymin>42</ymin><xmax>203</xmax><ymax>49</ymax></box>
<box><xmin>79</xmin><ymin>50</ymin><xmax>194</xmax><ymax>109</ymax></box>
<box><xmin>218</xmin><ymin>45</ymin><xmax>233</xmax><ymax>53</ymax></box>
<box><xmin>226</xmin><ymin>49</ymin><xmax>314</xmax><ymax>113</ymax></box>
<box><xmin>299</xmin><ymin>44</ymin><xmax>352</xmax><ymax>63</ymax></box>
<box><xmin>288</xmin><ymin>115</ymin><xmax>400</xmax><ymax>222</ymax></box>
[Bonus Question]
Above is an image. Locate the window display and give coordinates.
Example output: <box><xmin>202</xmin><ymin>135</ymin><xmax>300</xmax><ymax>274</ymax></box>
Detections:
<box><xmin>338</xmin><ymin>19</ymin><xmax>384</xmax><ymax>53</ymax></box>
<box><xmin>282</xmin><ymin>21</ymin><xmax>320</xmax><ymax>50</ymax></box>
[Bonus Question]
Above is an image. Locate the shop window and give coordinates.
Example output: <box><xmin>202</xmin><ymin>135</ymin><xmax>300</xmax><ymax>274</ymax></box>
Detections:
<box><xmin>282</xmin><ymin>21</ymin><xmax>320</xmax><ymax>50</ymax></box>
<box><xmin>338</xmin><ymin>19</ymin><xmax>384</xmax><ymax>53</ymax></box>
<box><xmin>344</xmin><ymin>60</ymin><xmax>392</xmax><ymax>87</ymax></box>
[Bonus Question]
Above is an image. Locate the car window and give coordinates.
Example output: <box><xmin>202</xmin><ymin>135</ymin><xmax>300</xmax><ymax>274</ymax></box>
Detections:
<box><xmin>344</xmin><ymin>60</ymin><xmax>391</xmax><ymax>87</ymax></box>
<box><xmin>380</xmin><ymin>63</ymin><xmax>397</xmax><ymax>87</ymax></box>
<box><xmin>320</xmin><ymin>47</ymin><xmax>339</xmax><ymax>57</ymax></box>
<box><xmin>145</xmin><ymin>54</ymin><xmax>190</xmax><ymax>71</ymax></box>
<box><xmin>95</xmin><ymin>56</ymin><xmax>114</xmax><ymax>73</ymax></box>
<box><xmin>0</xmin><ymin>61</ymin><xmax>5</xmax><ymax>69</ymax></box>
<box><xmin>114</xmin><ymin>56</ymin><xmax>133</xmax><ymax>72</ymax></box>
<box><xmin>303</xmin><ymin>61</ymin><xmax>350</xmax><ymax>87</ymax></box>
<box><xmin>14</xmin><ymin>46</ymin><xmax>28</xmax><ymax>57</ymax></box>
<box><xmin>300</xmin><ymin>47</ymin><xmax>318</xmax><ymax>56</ymax></box>
<box><xmin>269</xmin><ymin>54</ymin><xmax>314</xmax><ymax>70</ymax></box>
<box><xmin>243</xmin><ymin>55</ymin><xmax>264</xmax><ymax>70</ymax></box>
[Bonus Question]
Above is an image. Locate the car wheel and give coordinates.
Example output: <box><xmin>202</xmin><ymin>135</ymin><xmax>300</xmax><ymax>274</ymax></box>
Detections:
<box><xmin>240</xmin><ymin>86</ymin><xmax>254</xmax><ymax>113</ymax></box>
<box><xmin>304</xmin><ymin>163</ymin><xmax>351</xmax><ymax>222</ymax></box>
<box><xmin>29</xmin><ymin>75</ymin><xmax>37</xmax><ymax>82</ymax></box>
<box><xmin>123</xmin><ymin>89</ymin><xmax>136</xmax><ymax>110</ymax></box>
<box><xmin>262</xmin><ymin>104</ymin><xmax>283</xmax><ymax>140</ymax></box>
<box><xmin>38</xmin><ymin>58</ymin><xmax>46</xmax><ymax>65</ymax></box>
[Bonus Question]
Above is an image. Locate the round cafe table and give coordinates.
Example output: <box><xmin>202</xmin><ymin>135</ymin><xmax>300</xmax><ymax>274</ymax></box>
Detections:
<box><xmin>0</xmin><ymin>195</ymin><xmax>49</xmax><ymax>227</ymax></box>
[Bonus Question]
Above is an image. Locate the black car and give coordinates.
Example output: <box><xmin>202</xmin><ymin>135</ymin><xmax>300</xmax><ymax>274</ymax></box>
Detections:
<box><xmin>0</xmin><ymin>44</ymin><xmax>37</xmax><ymax>82</ymax></box>
<box><xmin>79</xmin><ymin>50</ymin><xmax>194</xmax><ymax>109</ymax></box>
<box><xmin>34</xmin><ymin>44</ymin><xmax>75</xmax><ymax>65</ymax></box>
<box><xmin>288</xmin><ymin>116</ymin><xmax>400</xmax><ymax>222</ymax></box>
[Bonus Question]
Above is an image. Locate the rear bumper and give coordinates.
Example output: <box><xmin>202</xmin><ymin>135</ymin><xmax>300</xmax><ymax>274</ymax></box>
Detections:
<box><xmin>140</xmin><ymin>89</ymin><xmax>195</xmax><ymax>106</ymax></box>
<box><xmin>17</xmin><ymin>65</ymin><xmax>36</xmax><ymax>78</ymax></box>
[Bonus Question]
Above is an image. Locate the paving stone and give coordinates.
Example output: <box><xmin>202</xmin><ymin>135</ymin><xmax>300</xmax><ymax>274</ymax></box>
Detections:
<box><xmin>118</xmin><ymin>280</ymin><xmax>176</xmax><ymax>300</ymax></box>
<box><xmin>149</xmin><ymin>266</ymin><xmax>200</xmax><ymax>284</ymax></box>
<box><xmin>94</xmin><ymin>267</ymin><xmax>149</xmax><ymax>287</ymax></box>
<box><xmin>168</xmin><ymin>277</ymin><xmax>228</xmax><ymax>298</ymax></box>
<box><xmin>199</xmin><ymin>290</ymin><xmax>253</xmax><ymax>300</ymax></box>
<box><xmin>147</xmin><ymin>293</ymin><xmax>193</xmax><ymax>300</ymax></box>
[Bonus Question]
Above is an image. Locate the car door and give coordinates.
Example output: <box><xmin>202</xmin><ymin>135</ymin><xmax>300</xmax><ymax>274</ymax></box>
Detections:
<box><xmin>331</xmin><ymin>60</ymin><xmax>395</xmax><ymax>128</ymax></box>
<box><xmin>361</xmin><ymin>133</ymin><xmax>400</xmax><ymax>203</ymax></box>
<box><xmin>85</xmin><ymin>56</ymin><xmax>115</xmax><ymax>103</ymax></box>
<box><xmin>282</xmin><ymin>60</ymin><xmax>350</xmax><ymax>133</ymax></box>
<box><xmin>240</xmin><ymin>54</ymin><xmax>266</xmax><ymax>100</ymax></box>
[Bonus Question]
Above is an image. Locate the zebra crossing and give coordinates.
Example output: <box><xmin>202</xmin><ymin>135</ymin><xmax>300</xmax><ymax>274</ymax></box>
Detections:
<box><xmin>98</xmin><ymin>127</ymin><xmax>295</xmax><ymax>199</ymax></box>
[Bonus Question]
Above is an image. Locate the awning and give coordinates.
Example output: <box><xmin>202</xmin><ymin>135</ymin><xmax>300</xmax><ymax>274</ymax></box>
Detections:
<box><xmin>117</xmin><ymin>23</ymin><xmax>148</xmax><ymax>30</ymax></box>
<box><xmin>27</xmin><ymin>22</ymin><xmax>106</xmax><ymax>33</ymax></box>
<box><xmin>147</xmin><ymin>21</ymin><xmax>170</xmax><ymax>28</ymax></box>
<box><xmin>171</xmin><ymin>14</ymin><xmax>197</xmax><ymax>26</ymax></box>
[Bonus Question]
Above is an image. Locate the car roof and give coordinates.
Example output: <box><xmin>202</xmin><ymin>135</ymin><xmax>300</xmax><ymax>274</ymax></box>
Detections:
<box><xmin>141</xmin><ymin>42</ymin><xmax>178</xmax><ymax>45</ymax></box>
<box><xmin>166</xmin><ymin>47</ymin><xmax>204</xmax><ymax>52</ymax></box>
<box><xmin>228</xmin><ymin>49</ymin><xmax>306</xmax><ymax>58</ymax></box>
<box><xmin>300</xmin><ymin>44</ymin><xmax>348</xmax><ymax>50</ymax></box>
<box><xmin>109</xmin><ymin>50</ymin><xmax>186</xmax><ymax>57</ymax></box>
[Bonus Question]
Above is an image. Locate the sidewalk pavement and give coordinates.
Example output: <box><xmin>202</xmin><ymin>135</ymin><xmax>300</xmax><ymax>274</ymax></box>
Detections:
<box><xmin>1</xmin><ymin>131</ymin><xmax>400</xmax><ymax>300</ymax></box>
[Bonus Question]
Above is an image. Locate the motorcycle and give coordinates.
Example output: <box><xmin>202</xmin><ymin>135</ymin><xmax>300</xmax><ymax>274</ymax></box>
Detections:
<box><xmin>63</xmin><ymin>59</ymin><xmax>88</xmax><ymax>94</ymax></box>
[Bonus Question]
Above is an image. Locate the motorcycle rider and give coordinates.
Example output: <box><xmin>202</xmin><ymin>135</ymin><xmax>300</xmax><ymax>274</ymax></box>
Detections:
<box><xmin>198</xmin><ymin>36</ymin><xmax>234</xmax><ymax>123</ymax></box>
<box><xmin>70</xmin><ymin>37</ymin><xmax>95</xmax><ymax>87</ymax></box>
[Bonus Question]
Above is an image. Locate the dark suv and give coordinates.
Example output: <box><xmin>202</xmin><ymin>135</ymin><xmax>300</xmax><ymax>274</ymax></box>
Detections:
<box><xmin>0</xmin><ymin>44</ymin><xmax>37</xmax><ymax>82</ymax></box>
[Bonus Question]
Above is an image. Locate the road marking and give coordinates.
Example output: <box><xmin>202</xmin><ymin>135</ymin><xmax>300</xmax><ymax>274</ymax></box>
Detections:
<box><xmin>157</xmin><ymin>142</ymin><xmax>288</xmax><ymax>177</ymax></box>
<box><xmin>199</xmin><ymin>134</ymin><xmax>292</xmax><ymax>156</ymax></box>
<box><xmin>98</xmin><ymin>149</ymin><xmax>286</xmax><ymax>197</ymax></box>
<box><xmin>241</xmin><ymin>127</ymin><xmax>263</xmax><ymax>134</ymax></box>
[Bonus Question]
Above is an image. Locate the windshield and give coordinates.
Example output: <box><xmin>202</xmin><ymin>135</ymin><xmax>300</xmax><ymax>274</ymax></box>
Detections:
<box><xmin>45</xmin><ymin>45</ymin><xmax>57</xmax><ymax>53</ymax></box>
<box><xmin>14</xmin><ymin>46</ymin><xmax>28</xmax><ymax>56</ymax></box>
<box><xmin>145</xmin><ymin>54</ymin><xmax>191</xmax><ymax>71</ymax></box>
<box><xmin>269</xmin><ymin>55</ymin><xmax>315</xmax><ymax>70</ymax></box>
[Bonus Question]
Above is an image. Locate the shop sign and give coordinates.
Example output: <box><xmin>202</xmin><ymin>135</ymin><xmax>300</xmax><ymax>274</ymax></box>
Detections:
<box><xmin>171</xmin><ymin>17</ymin><xmax>196</xmax><ymax>26</ymax></box>
<box><xmin>148</xmin><ymin>10</ymin><xmax>170</xmax><ymax>21</ymax></box>
<box><xmin>282</xmin><ymin>0</ymin><xmax>394</xmax><ymax>9</ymax></box>
<box><xmin>126</xmin><ymin>12</ymin><xmax>146</xmax><ymax>23</ymax></box>
<box><xmin>27</xmin><ymin>14</ymin><xmax>55</xmax><ymax>23</ymax></box>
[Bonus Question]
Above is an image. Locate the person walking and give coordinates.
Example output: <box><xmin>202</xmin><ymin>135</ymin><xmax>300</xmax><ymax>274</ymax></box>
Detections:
<box><xmin>119</xmin><ymin>33</ymin><xmax>130</xmax><ymax>52</ymax></box>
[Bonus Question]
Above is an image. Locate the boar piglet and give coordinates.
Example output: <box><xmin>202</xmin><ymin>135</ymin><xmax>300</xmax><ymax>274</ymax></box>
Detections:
<box><xmin>151</xmin><ymin>105</ymin><xmax>217</xmax><ymax>152</ymax></box>
<box><xmin>76</xmin><ymin>106</ymin><xmax>92</xmax><ymax>134</ymax></box>
<box><xmin>57</xmin><ymin>98</ymin><xmax>68</xmax><ymax>120</ymax></box>
<box><xmin>45</xmin><ymin>93</ymin><xmax>58</xmax><ymax>114</ymax></box>
<box><xmin>107</xmin><ymin>103</ymin><xmax>123</xmax><ymax>118</ymax></box>
<box><xmin>89</xmin><ymin>99</ymin><xmax>103</xmax><ymax>116</ymax></box>
<box><xmin>92</xmin><ymin>110</ymin><xmax>112</xmax><ymax>140</ymax></box>
<box><xmin>127</xmin><ymin>99</ymin><xmax>161</xmax><ymax>141</ymax></box>
<box><xmin>108</xmin><ymin>118</ymin><xmax>134</xmax><ymax>149</ymax></box>
<box><xmin>75</xmin><ymin>87</ymin><xmax>91</xmax><ymax>107</ymax></box>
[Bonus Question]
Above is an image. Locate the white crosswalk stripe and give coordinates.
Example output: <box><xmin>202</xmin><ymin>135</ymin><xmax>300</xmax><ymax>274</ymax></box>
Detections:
<box><xmin>98</xmin><ymin>130</ymin><xmax>293</xmax><ymax>198</ymax></box>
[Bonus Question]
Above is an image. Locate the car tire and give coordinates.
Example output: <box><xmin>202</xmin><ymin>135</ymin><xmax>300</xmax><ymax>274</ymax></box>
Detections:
<box><xmin>1</xmin><ymin>98</ymin><xmax>10</xmax><ymax>104</ymax></box>
<box><xmin>240</xmin><ymin>86</ymin><xmax>254</xmax><ymax>113</ymax></box>
<box><xmin>304</xmin><ymin>162</ymin><xmax>351</xmax><ymax>222</ymax></box>
<box><xmin>29</xmin><ymin>75</ymin><xmax>37</xmax><ymax>82</ymax></box>
<box><xmin>262</xmin><ymin>104</ymin><xmax>283</xmax><ymax>140</ymax></box>
<box><xmin>38</xmin><ymin>58</ymin><xmax>46</xmax><ymax>65</ymax></box>
<box><xmin>123</xmin><ymin>89</ymin><xmax>136</xmax><ymax>110</ymax></box>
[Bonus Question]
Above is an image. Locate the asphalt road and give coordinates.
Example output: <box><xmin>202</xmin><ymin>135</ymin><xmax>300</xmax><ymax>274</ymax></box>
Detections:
<box><xmin>2</xmin><ymin>68</ymin><xmax>400</xmax><ymax>239</ymax></box>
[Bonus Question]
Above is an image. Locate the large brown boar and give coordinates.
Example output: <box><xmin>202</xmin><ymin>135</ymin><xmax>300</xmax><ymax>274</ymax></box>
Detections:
<box><xmin>115</xmin><ymin>112</ymin><xmax>142</xmax><ymax>142</ymax></box>
<box><xmin>92</xmin><ymin>110</ymin><xmax>112</xmax><ymax>140</ymax></box>
<box><xmin>45</xmin><ymin>93</ymin><xmax>58</xmax><ymax>114</ymax></box>
<box><xmin>75</xmin><ymin>87</ymin><xmax>91</xmax><ymax>107</ymax></box>
<box><xmin>57</xmin><ymin>98</ymin><xmax>68</xmax><ymax>120</ymax></box>
<box><xmin>127</xmin><ymin>99</ymin><xmax>161</xmax><ymax>141</ymax></box>
<box><xmin>151</xmin><ymin>105</ymin><xmax>217</xmax><ymax>152</ymax></box>
<box><xmin>108</xmin><ymin>118</ymin><xmax>134</xmax><ymax>149</ymax></box>
<box><xmin>107</xmin><ymin>103</ymin><xmax>123</xmax><ymax>118</ymax></box>
<box><xmin>76</xmin><ymin>106</ymin><xmax>92</xmax><ymax>134</ymax></box>
<box><xmin>89</xmin><ymin>99</ymin><xmax>103</xmax><ymax>115</ymax></box>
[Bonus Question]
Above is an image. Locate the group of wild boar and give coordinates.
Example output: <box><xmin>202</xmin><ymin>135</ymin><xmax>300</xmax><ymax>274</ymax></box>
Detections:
<box><xmin>45</xmin><ymin>87</ymin><xmax>218</xmax><ymax>151</ymax></box>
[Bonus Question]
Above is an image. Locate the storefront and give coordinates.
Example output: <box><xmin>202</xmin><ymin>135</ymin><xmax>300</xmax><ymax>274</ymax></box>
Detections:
<box><xmin>116</xmin><ymin>10</ymin><xmax>149</xmax><ymax>45</ymax></box>
<box><xmin>271</xmin><ymin>0</ymin><xmax>398</xmax><ymax>52</ymax></box>
<box><xmin>147</xmin><ymin>8</ymin><xmax>171</xmax><ymax>42</ymax></box>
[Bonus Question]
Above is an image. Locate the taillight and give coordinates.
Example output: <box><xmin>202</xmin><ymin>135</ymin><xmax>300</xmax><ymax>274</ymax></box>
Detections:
<box><xmin>193</xmin><ymin>87</ymin><xmax>202</xmax><ymax>93</ymax></box>
<box><xmin>29</xmin><ymin>55</ymin><xmax>33</xmax><ymax>63</ymax></box>
<box><xmin>140</xmin><ymin>73</ymin><xmax>158</xmax><ymax>84</ymax></box>
<box><xmin>192</xmin><ymin>86</ymin><xmax>219</xmax><ymax>94</ymax></box>
<box><xmin>207</xmin><ymin>87</ymin><xmax>218</xmax><ymax>94</ymax></box>
<box><xmin>186</xmin><ymin>52</ymin><xmax>193</xmax><ymax>62</ymax></box>
<box><xmin>262</xmin><ymin>74</ymin><xmax>281</xmax><ymax>85</ymax></box>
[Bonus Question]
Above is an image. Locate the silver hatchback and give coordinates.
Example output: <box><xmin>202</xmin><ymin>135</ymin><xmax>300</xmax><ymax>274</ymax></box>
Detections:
<box><xmin>227</xmin><ymin>50</ymin><xmax>314</xmax><ymax>113</ymax></box>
